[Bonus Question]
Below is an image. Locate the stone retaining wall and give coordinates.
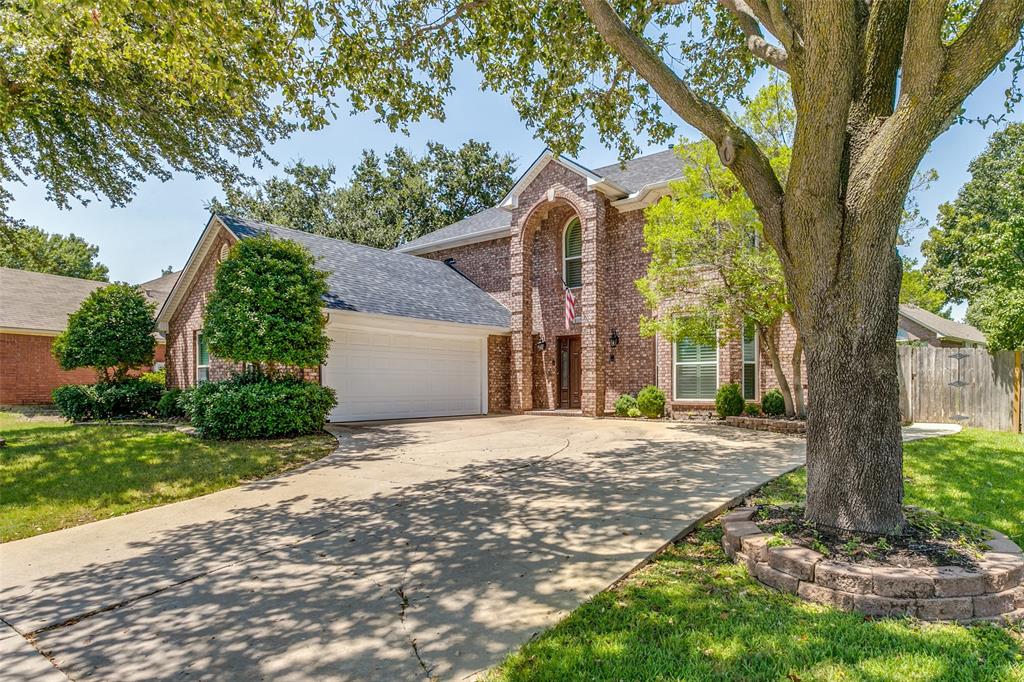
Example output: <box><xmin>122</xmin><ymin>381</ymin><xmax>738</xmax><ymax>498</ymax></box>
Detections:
<box><xmin>724</xmin><ymin>416</ymin><xmax>807</xmax><ymax>435</ymax></box>
<box><xmin>721</xmin><ymin>507</ymin><xmax>1024</xmax><ymax>623</ymax></box>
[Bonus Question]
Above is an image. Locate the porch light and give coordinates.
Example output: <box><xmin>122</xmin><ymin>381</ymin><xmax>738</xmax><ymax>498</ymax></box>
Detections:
<box><xmin>609</xmin><ymin>329</ymin><xmax>620</xmax><ymax>348</ymax></box>
<box><xmin>536</xmin><ymin>339</ymin><xmax>547</xmax><ymax>351</ymax></box>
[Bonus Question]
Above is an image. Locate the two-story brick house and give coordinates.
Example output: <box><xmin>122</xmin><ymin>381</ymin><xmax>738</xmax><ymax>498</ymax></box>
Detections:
<box><xmin>158</xmin><ymin>148</ymin><xmax>803</xmax><ymax>422</ymax></box>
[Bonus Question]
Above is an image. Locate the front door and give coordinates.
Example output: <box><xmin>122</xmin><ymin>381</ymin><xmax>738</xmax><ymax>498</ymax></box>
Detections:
<box><xmin>558</xmin><ymin>336</ymin><xmax>582</xmax><ymax>409</ymax></box>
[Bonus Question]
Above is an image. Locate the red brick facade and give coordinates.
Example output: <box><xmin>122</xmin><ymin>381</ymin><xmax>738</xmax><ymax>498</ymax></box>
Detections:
<box><xmin>0</xmin><ymin>333</ymin><xmax>166</xmax><ymax>405</ymax></box>
<box><xmin>423</xmin><ymin>158</ymin><xmax>804</xmax><ymax>417</ymax></box>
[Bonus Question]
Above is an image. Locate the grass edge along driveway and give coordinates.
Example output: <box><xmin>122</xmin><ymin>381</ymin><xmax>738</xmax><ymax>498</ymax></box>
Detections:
<box><xmin>491</xmin><ymin>428</ymin><xmax>1024</xmax><ymax>682</ymax></box>
<box><xmin>0</xmin><ymin>411</ymin><xmax>336</xmax><ymax>542</ymax></box>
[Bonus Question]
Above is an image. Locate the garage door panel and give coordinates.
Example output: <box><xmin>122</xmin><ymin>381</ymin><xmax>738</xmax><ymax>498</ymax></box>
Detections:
<box><xmin>323</xmin><ymin>325</ymin><xmax>484</xmax><ymax>422</ymax></box>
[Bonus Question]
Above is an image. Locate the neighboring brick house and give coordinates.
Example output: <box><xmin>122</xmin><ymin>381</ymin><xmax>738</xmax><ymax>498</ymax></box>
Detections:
<box><xmin>0</xmin><ymin>268</ymin><xmax>175</xmax><ymax>405</ymax></box>
<box><xmin>897</xmin><ymin>304</ymin><xmax>987</xmax><ymax>348</ymax></box>
<box><xmin>160</xmin><ymin>148</ymin><xmax>804</xmax><ymax>422</ymax></box>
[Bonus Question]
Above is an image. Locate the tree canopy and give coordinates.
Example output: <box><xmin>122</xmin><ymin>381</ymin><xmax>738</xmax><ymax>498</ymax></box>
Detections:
<box><xmin>52</xmin><ymin>284</ymin><xmax>156</xmax><ymax>380</ymax></box>
<box><xmin>209</xmin><ymin>141</ymin><xmax>516</xmax><ymax>249</ymax></box>
<box><xmin>899</xmin><ymin>257</ymin><xmax>949</xmax><ymax>318</ymax></box>
<box><xmin>923</xmin><ymin>122</ymin><xmax>1024</xmax><ymax>350</ymax></box>
<box><xmin>0</xmin><ymin>225</ymin><xmax>108</xmax><ymax>280</ymax></box>
<box><xmin>203</xmin><ymin>236</ymin><xmax>330</xmax><ymax>371</ymax></box>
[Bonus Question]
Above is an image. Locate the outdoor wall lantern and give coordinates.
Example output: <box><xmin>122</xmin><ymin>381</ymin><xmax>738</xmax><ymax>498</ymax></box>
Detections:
<box><xmin>536</xmin><ymin>338</ymin><xmax>547</xmax><ymax>352</ymax></box>
<box><xmin>609</xmin><ymin>329</ymin><xmax>620</xmax><ymax>348</ymax></box>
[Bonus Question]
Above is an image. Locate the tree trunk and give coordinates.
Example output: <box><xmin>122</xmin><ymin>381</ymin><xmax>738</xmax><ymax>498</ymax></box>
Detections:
<box><xmin>797</xmin><ymin>237</ymin><xmax>905</xmax><ymax>535</ymax></box>
<box><xmin>761</xmin><ymin>322</ymin><xmax>795</xmax><ymax>416</ymax></box>
<box><xmin>790</xmin><ymin>323</ymin><xmax>805</xmax><ymax>418</ymax></box>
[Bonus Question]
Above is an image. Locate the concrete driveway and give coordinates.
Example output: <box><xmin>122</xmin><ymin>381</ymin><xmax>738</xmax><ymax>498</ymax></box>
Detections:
<box><xmin>1</xmin><ymin>415</ymin><xmax>811</xmax><ymax>680</ymax></box>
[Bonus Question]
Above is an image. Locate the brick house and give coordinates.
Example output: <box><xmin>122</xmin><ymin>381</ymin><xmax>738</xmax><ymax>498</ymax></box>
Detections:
<box><xmin>160</xmin><ymin>149</ymin><xmax>805</xmax><ymax>422</ymax></box>
<box><xmin>0</xmin><ymin>268</ymin><xmax>175</xmax><ymax>404</ymax></box>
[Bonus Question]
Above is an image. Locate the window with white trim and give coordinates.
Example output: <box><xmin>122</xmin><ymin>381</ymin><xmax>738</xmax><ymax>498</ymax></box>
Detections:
<box><xmin>196</xmin><ymin>331</ymin><xmax>210</xmax><ymax>383</ymax></box>
<box><xmin>674</xmin><ymin>336</ymin><xmax>718</xmax><ymax>400</ymax></box>
<box><xmin>742</xmin><ymin>320</ymin><xmax>757</xmax><ymax>400</ymax></box>
<box><xmin>563</xmin><ymin>217</ymin><xmax>582</xmax><ymax>288</ymax></box>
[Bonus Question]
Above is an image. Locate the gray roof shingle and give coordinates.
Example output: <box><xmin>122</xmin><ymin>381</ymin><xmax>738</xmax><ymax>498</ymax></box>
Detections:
<box><xmin>217</xmin><ymin>215</ymin><xmax>510</xmax><ymax>329</ymax></box>
<box><xmin>398</xmin><ymin>148</ymin><xmax>686</xmax><ymax>254</ymax></box>
<box><xmin>0</xmin><ymin>267</ymin><xmax>109</xmax><ymax>333</ymax></box>
<box><xmin>899</xmin><ymin>304</ymin><xmax>987</xmax><ymax>344</ymax></box>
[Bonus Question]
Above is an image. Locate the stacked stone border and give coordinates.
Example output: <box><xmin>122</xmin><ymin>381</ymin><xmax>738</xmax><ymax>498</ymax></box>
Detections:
<box><xmin>725</xmin><ymin>416</ymin><xmax>806</xmax><ymax>435</ymax></box>
<box><xmin>721</xmin><ymin>507</ymin><xmax>1024</xmax><ymax>623</ymax></box>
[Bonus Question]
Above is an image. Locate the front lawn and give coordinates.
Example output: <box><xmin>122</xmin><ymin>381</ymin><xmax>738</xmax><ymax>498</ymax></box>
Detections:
<box><xmin>0</xmin><ymin>411</ymin><xmax>336</xmax><ymax>542</ymax></box>
<box><xmin>492</xmin><ymin>428</ymin><xmax>1024</xmax><ymax>681</ymax></box>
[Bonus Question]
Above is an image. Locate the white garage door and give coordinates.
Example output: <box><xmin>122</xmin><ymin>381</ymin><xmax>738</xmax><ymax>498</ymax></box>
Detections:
<box><xmin>323</xmin><ymin>324</ymin><xmax>486</xmax><ymax>422</ymax></box>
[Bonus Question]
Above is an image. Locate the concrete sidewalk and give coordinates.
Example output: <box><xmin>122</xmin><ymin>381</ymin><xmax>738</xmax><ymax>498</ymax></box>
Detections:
<box><xmin>0</xmin><ymin>418</ymin><xmax>955</xmax><ymax>680</ymax></box>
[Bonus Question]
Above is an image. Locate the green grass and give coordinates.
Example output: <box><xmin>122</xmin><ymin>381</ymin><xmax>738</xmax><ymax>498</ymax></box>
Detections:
<box><xmin>492</xmin><ymin>428</ymin><xmax>1024</xmax><ymax>681</ymax></box>
<box><xmin>0</xmin><ymin>411</ymin><xmax>336</xmax><ymax>542</ymax></box>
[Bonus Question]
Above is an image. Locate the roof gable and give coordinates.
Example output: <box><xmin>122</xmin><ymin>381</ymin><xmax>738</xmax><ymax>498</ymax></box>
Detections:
<box><xmin>497</xmin><ymin>149</ymin><xmax>629</xmax><ymax>210</ymax></box>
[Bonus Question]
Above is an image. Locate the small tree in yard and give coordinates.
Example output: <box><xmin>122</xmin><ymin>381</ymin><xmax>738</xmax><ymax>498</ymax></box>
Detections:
<box><xmin>203</xmin><ymin>236</ymin><xmax>330</xmax><ymax>374</ymax></box>
<box><xmin>52</xmin><ymin>284</ymin><xmax>156</xmax><ymax>381</ymax></box>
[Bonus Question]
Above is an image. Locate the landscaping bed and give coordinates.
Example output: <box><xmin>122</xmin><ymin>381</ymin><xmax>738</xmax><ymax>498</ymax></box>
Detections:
<box><xmin>725</xmin><ymin>415</ymin><xmax>806</xmax><ymax>434</ymax></box>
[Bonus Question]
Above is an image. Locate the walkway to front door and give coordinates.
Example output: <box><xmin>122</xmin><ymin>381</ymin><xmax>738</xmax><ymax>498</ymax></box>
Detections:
<box><xmin>558</xmin><ymin>335</ymin><xmax>581</xmax><ymax>409</ymax></box>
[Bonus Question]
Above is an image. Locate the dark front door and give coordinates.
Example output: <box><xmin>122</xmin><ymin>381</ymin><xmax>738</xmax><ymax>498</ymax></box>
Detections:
<box><xmin>558</xmin><ymin>336</ymin><xmax>582</xmax><ymax>409</ymax></box>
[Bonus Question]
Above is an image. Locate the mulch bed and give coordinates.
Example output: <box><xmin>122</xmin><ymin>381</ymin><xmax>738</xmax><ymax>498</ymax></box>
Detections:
<box><xmin>755</xmin><ymin>504</ymin><xmax>988</xmax><ymax>569</ymax></box>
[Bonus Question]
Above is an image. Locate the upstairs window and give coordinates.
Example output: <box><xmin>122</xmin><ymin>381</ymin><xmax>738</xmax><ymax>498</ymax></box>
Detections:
<box><xmin>563</xmin><ymin>217</ymin><xmax>582</xmax><ymax>288</ymax></box>
<box><xmin>742</xmin><ymin>321</ymin><xmax>758</xmax><ymax>400</ymax></box>
<box><xmin>674</xmin><ymin>337</ymin><xmax>718</xmax><ymax>400</ymax></box>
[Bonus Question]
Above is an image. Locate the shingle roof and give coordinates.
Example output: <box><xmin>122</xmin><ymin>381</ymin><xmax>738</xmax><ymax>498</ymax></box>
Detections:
<box><xmin>397</xmin><ymin>148</ymin><xmax>686</xmax><ymax>254</ymax></box>
<box><xmin>216</xmin><ymin>215</ymin><xmax>510</xmax><ymax>329</ymax></box>
<box><xmin>139</xmin><ymin>271</ymin><xmax>180</xmax><ymax>309</ymax></box>
<box><xmin>0</xmin><ymin>267</ymin><xmax>108</xmax><ymax>333</ymax></box>
<box><xmin>898</xmin><ymin>304</ymin><xmax>987</xmax><ymax>344</ymax></box>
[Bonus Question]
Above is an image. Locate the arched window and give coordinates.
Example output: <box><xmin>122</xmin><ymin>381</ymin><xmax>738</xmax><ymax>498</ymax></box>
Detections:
<box><xmin>563</xmin><ymin>217</ymin><xmax>582</xmax><ymax>288</ymax></box>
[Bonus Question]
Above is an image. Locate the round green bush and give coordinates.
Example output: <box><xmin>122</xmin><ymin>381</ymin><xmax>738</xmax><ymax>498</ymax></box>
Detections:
<box><xmin>157</xmin><ymin>388</ymin><xmax>186</xmax><ymax>420</ymax></box>
<box><xmin>181</xmin><ymin>375</ymin><xmax>336</xmax><ymax>440</ymax></box>
<box><xmin>52</xmin><ymin>384</ymin><xmax>99</xmax><ymax>421</ymax></box>
<box><xmin>715</xmin><ymin>383</ymin><xmax>744</xmax><ymax>418</ymax></box>
<box><xmin>636</xmin><ymin>385</ymin><xmax>666</xmax><ymax>419</ymax></box>
<box><xmin>627</xmin><ymin>406</ymin><xmax>642</xmax><ymax>418</ymax></box>
<box><xmin>744</xmin><ymin>401</ymin><xmax>761</xmax><ymax>416</ymax></box>
<box><xmin>52</xmin><ymin>378</ymin><xmax>163</xmax><ymax>421</ymax></box>
<box><xmin>614</xmin><ymin>393</ymin><xmax>637</xmax><ymax>416</ymax></box>
<box><xmin>761</xmin><ymin>388</ymin><xmax>786</xmax><ymax>417</ymax></box>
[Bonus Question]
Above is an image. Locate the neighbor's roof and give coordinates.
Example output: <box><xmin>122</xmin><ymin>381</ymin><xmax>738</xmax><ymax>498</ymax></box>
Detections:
<box><xmin>216</xmin><ymin>215</ymin><xmax>511</xmax><ymax>329</ymax></box>
<box><xmin>0</xmin><ymin>267</ymin><xmax>108</xmax><ymax>334</ymax></box>
<box><xmin>139</xmin><ymin>270</ymin><xmax>180</xmax><ymax>309</ymax></box>
<box><xmin>898</xmin><ymin>304</ymin><xmax>987</xmax><ymax>345</ymax></box>
<box><xmin>396</xmin><ymin>148</ymin><xmax>686</xmax><ymax>254</ymax></box>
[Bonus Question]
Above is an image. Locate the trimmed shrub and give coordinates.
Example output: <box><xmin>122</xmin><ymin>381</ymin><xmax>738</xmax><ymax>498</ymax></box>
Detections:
<box><xmin>181</xmin><ymin>375</ymin><xmax>336</xmax><ymax>440</ymax></box>
<box><xmin>761</xmin><ymin>388</ymin><xmax>786</xmax><ymax>417</ymax></box>
<box><xmin>744</xmin><ymin>401</ymin><xmax>761</xmax><ymax>416</ymax></box>
<box><xmin>52</xmin><ymin>384</ymin><xmax>99</xmax><ymax>421</ymax></box>
<box><xmin>614</xmin><ymin>394</ymin><xmax>637</xmax><ymax>417</ymax></box>
<box><xmin>140</xmin><ymin>368</ymin><xmax>166</xmax><ymax>386</ymax></box>
<box><xmin>627</xmin><ymin>406</ymin><xmax>642</xmax><ymax>418</ymax></box>
<box><xmin>636</xmin><ymin>385</ymin><xmax>666</xmax><ymax>419</ymax></box>
<box><xmin>157</xmin><ymin>388</ymin><xmax>186</xmax><ymax>420</ymax></box>
<box><xmin>51</xmin><ymin>378</ymin><xmax>163</xmax><ymax>421</ymax></box>
<box><xmin>715</xmin><ymin>383</ymin><xmax>744</xmax><ymax>418</ymax></box>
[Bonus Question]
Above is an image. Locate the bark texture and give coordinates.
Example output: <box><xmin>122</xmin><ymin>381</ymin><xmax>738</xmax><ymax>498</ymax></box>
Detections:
<box><xmin>581</xmin><ymin>0</ymin><xmax>1024</xmax><ymax>533</ymax></box>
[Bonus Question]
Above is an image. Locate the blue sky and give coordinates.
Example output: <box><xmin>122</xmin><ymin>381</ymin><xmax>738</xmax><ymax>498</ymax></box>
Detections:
<box><xmin>8</xmin><ymin>60</ymin><xmax>1020</xmax><ymax>321</ymax></box>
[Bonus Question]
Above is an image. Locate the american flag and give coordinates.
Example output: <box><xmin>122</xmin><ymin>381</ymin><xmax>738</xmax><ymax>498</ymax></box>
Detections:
<box><xmin>564</xmin><ymin>285</ymin><xmax>577</xmax><ymax>329</ymax></box>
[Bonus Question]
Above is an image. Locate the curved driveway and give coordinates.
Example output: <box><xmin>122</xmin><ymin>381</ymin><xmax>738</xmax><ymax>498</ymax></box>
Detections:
<box><xmin>1</xmin><ymin>415</ymin><xmax>812</xmax><ymax>680</ymax></box>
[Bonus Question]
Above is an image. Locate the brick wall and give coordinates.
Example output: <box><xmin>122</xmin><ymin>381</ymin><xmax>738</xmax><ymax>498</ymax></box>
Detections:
<box><xmin>0</xmin><ymin>333</ymin><xmax>167</xmax><ymax>405</ymax></box>
<box><xmin>0</xmin><ymin>333</ymin><xmax>97</xmax><ymax>404</ymax></box>
<box><xmin>422</xmin><ymin>238</ymin><xmax>512</xmax><ymax>310</ymax></box>
<box><xmin>487</xmin><ymin>335</ymin><xmax>511</xmax><ymax>412</ymax></box>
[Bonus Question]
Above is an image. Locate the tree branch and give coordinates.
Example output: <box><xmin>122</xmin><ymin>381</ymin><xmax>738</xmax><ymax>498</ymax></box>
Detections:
<box><xmin>580</xmin><ymin>0</ymin><xmax>785</xmax><ymax>247</ymax></box>
<box><xmin>717</xmin><ymin>0</ymin><xmax>790</xmax><ymax>72</ymax></box>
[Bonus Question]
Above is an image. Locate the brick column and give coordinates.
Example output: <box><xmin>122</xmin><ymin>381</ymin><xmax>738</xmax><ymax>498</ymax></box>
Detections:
<box><xmin>580</xmin><ymin>199</ymin><xmax>606</xmax><ymax>416</ymax></box>
<box><xmin>509</xmin><ymin>219</ymin><xmax>533</xmax><ymax>413</ymax></box>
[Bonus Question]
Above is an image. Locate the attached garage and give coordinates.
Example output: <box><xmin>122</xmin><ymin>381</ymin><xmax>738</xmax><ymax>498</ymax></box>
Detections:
<box><xmin>323</xmin><ymin>316</ymin><xmax>489</xmax><ymax>422</ymax></box>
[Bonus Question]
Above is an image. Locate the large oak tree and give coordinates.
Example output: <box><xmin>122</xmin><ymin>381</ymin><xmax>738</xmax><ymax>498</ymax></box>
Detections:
<box><xmin>308</xmin><ymin>0</ymin><xmax>1023</xmax><ymax>534</ymax></box>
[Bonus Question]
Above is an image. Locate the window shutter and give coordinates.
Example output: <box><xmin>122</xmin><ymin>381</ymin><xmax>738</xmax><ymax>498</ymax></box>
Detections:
<box><xmin>564</xmin><ymin>219</ymin><xmax>582</xmax><ymax>258</ymax></box>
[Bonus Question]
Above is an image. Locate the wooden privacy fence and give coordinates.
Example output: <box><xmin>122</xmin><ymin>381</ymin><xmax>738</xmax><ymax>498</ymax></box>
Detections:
<box><xmin>897</xmin><ymin>346</ymin><xmax>1023</xmax><ymax>432</ymax></box>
